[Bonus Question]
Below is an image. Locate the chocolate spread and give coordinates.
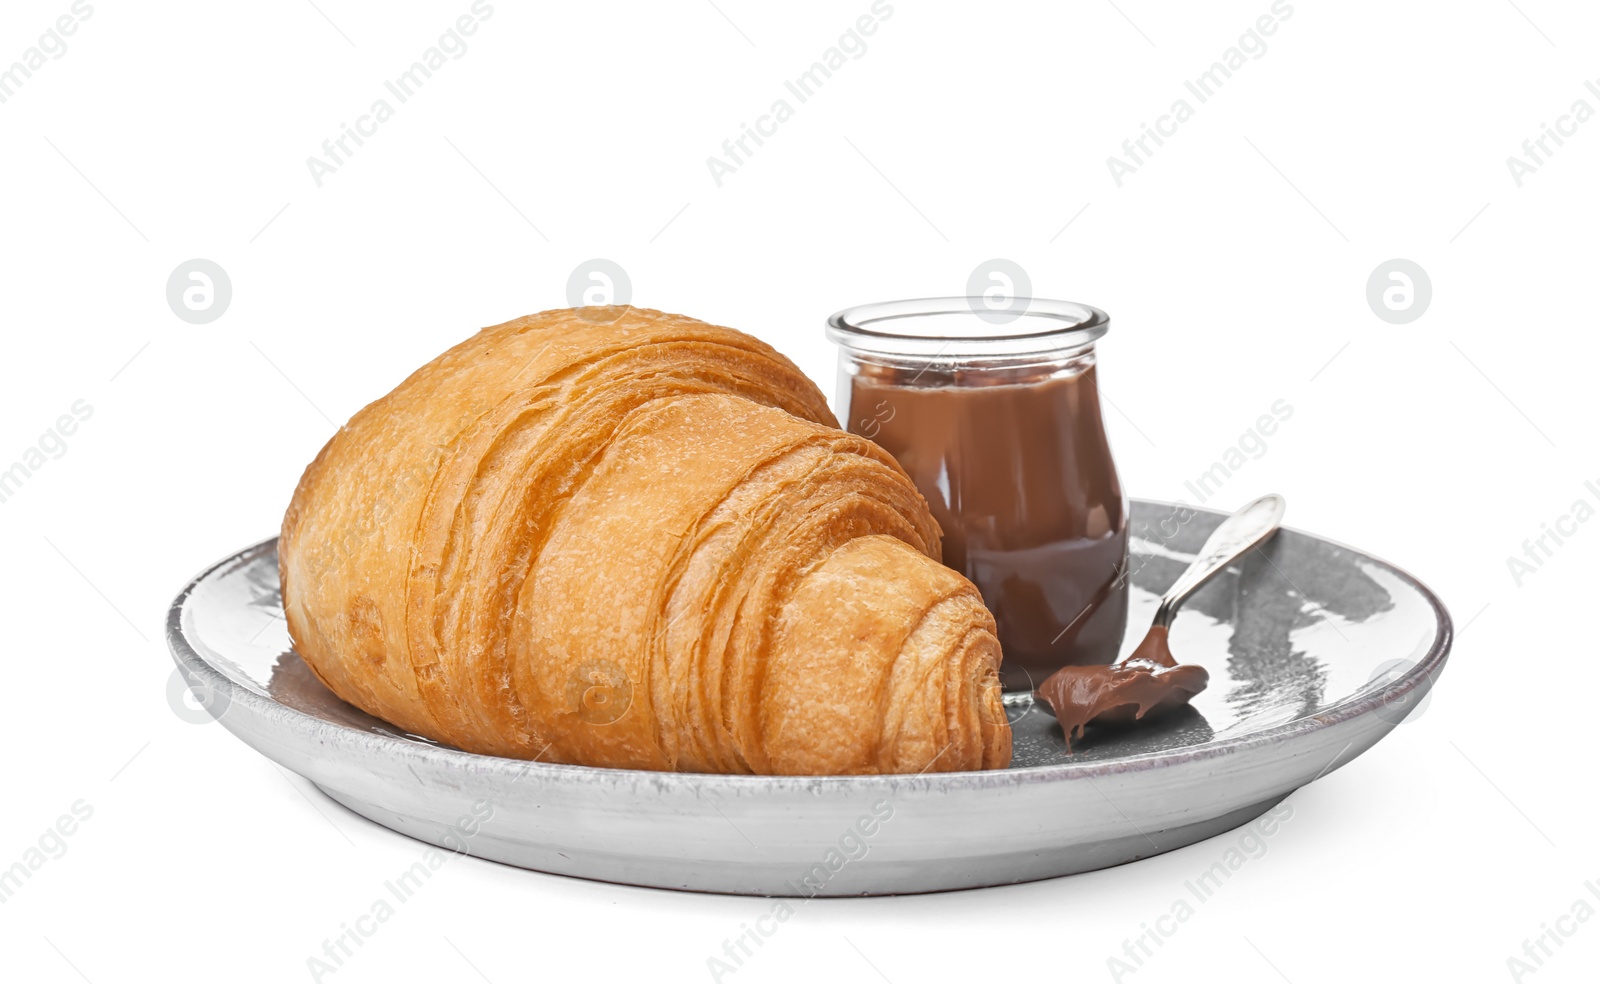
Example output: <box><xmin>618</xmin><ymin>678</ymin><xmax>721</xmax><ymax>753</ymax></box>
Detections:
<box><xmin>1035</xmin><ymin>625</ymin><xmax>1209</xmax><ymax>750</ymax></box>
<box><xmin>848</xmin><ymin>363</ymin><xmax>1128</xmax><ymax>690</ymax></box>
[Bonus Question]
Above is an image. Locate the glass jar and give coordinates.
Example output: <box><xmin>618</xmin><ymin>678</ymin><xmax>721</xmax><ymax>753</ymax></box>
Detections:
<box><xmin>826</xmin><ymin>297</ymin><xmax>1129</xmax><ymax>693</ymax></box>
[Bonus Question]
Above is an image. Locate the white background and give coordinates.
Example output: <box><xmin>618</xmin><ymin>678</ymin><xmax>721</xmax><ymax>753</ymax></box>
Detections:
<box><xmin>1</xmin><ymin>0</ymin><xmax>1596</xmax><ymax>981</ymax></box>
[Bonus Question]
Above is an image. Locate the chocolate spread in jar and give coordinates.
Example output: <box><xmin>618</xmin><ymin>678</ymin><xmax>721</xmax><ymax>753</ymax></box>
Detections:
<box><xmin>848</xmin><ymin>361</ymin><xmax>1129</xmax><ymax>691</ymax></box>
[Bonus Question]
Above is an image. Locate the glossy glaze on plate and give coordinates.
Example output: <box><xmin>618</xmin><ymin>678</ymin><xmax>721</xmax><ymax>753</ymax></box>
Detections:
<box><xmin>167</xmin><ymin>500</ymin><xmax>1451</xmax><ymax>896</ymax></box>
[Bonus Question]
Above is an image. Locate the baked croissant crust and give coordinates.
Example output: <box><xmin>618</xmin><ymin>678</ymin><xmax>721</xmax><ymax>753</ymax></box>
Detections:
<box><xmin>279</xmin><ymin>307</ymin><xmax>1011</xmax><ymax>774</ymax></box>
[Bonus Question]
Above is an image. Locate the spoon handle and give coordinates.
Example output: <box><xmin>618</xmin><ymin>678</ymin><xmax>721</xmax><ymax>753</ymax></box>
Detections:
<box><xmin>1153</xmin><ymin>494</ymin><xmax>1286</xmax><ymax>629</ymax></box>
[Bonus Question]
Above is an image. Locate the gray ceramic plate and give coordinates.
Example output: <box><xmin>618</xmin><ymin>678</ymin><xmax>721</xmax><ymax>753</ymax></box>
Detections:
<box><xmin>166</xmin><ymin>499</ymin><xmax>1450</xmax><ymax>896</ymax></box>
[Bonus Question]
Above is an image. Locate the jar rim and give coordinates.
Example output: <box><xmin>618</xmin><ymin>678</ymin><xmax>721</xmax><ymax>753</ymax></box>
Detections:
<box><xmin>826</xmin><ymin>297</ymin><xmax>1109</xmax><ymax>358</ymax></box>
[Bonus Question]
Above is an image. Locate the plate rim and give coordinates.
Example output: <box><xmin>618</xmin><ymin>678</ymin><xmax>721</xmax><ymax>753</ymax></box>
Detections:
<box><xmin>167</xmin><ymin>497</ymin><xmax>1453</xmax><ymax>792</ymax></box>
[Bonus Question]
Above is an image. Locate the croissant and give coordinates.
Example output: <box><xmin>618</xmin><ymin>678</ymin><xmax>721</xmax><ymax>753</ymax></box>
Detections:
<box><xmin>279</xmin><ymin>307</ymin><xmax>1011</xmax><ymax>774</ymax></box>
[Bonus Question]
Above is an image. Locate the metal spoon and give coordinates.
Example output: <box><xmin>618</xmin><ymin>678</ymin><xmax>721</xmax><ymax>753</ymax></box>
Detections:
<box><xmin>1146</xmin><ymin>492</ymin><xmax>1287</xmax><ymax>632</ymax></box>
<box><xmin>1036</xmin><ymin>493</ymin><xmax>1287</xmax><ymax>749</ymax></box>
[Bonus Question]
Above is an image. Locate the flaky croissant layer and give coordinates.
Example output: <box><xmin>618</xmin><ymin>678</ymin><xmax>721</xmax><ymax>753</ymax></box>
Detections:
<box><xmin>280</xmin><ymin>308</ymin><xmax>1011</xmax><ymax>774</ymax></box>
